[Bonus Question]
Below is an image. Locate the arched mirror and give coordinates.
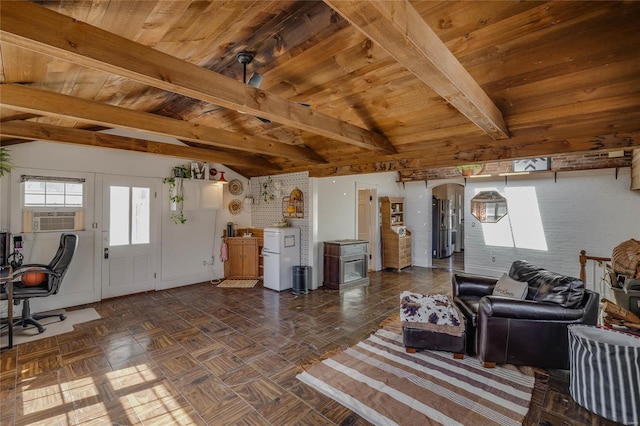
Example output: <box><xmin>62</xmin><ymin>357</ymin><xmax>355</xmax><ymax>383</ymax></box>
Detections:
<box><xmin>470</xmin><ymin>190</ymin><xmax>508</xmax><ymax>223</ymax></box>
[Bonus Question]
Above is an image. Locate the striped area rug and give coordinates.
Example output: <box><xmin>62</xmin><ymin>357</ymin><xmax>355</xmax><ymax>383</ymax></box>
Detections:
<box><xmin>297</xmin><ymin>328</ymin><xmax>535</xmax><ymax>425</ymax></box>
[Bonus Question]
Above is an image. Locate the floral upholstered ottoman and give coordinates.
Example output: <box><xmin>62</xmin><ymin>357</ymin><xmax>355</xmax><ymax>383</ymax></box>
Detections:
<box><xmin>400</xmin><ymin>291</ymin><xmax>466</xmax><ymax>358</ymax></box>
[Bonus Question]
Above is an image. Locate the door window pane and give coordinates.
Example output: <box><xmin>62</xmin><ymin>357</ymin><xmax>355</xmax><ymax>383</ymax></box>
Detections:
<box><xmin>110</xmin><ymin>186</ymin><xmax>130</xmax><ymax>246</ymax></box>
<box><xmin>131</xmin><ymin>187</ymin><xmax>150</xmax><ymax>245</ymax></box>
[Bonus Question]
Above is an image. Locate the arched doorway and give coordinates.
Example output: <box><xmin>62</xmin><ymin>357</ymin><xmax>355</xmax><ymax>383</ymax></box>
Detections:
<box><xmin>431</xmin><ymin>183</ymin><xmax>464</xmax><ymax>272</ymax></box>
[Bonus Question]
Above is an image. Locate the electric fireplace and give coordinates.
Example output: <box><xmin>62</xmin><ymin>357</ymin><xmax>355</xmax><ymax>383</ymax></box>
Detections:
<box><xmin>323</xmin><ymin>240</ymin><xmax>369</xmax><ymax>289</ymax></box>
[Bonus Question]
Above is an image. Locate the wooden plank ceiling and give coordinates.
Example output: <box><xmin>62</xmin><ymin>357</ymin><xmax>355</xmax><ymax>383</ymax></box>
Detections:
<box><xmin>1</xmin><ymin>0</ymin><xmax>639</xmax><ymax>179</ymax></box>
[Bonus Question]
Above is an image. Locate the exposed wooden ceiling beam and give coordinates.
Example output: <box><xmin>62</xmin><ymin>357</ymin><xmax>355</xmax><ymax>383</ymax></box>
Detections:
<box><xmin>301</xmin><ymin>126</ymin><xmax>640</xmax><ymax>177</ymax></box>
<box><xmin>0</xmin><ymin>84</ymin><xmax>324</xmax><ymax>163</ymax></box>
<box><xmin>0</xmin><ymin>1</ymin><xmax>396</xmax><ymax>154</ymax></box>
<box><xmin>0</xmin><ymin>120</ymin><xmax>277</xmax><ymax>170</ymax></box>
<box><xmin>324</xmin><ymin>0</ymin><xmax>509</xmax><ymax>140</ymax></box>
<box><xmin>0</xmin><ymin>139</ymin><xmax>31</xmax><ymax>147</ymax></box>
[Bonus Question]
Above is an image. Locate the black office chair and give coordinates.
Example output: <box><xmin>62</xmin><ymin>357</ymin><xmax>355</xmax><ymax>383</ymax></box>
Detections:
<box><xmin>6</xmin><ymin>233</ymin><xmax>78</xmax><ymax>333</ymax></box>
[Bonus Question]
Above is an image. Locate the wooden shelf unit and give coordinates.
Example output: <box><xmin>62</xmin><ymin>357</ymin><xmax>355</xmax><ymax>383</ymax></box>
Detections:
<box><xmin>380</xmin><ymin>196</ymin><xmax>412</xmax><ymax>271</ymax></box>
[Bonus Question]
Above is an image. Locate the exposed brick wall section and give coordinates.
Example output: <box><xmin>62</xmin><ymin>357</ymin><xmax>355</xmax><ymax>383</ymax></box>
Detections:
<box><xmin>399</xmin><ymin>151</ymin><xmax>633</xmax><ymax>181</ymax></box>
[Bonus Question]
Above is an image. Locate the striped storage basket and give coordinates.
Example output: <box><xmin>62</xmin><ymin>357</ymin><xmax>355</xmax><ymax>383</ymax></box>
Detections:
<box><xmin>568</xmin><ymin>325</ymin><xmax>640</xmax><ymax>425</ymax></box>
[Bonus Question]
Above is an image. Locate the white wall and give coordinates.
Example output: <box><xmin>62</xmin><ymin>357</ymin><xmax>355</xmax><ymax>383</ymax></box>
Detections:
<box><xmin>2</xmin><ymin>136</ymin><xmax>245</xmax><ymax>314</ymax></box>
<box><xmin>402</xmin><ymin>181</ymin><xmax>431</xmax><ymax>267</ymax></box>
<box><xmin>248</xmin><ymin>171</ymin><xmax>402</xmax><ymax>290</ymax></box>
<box><xmin>402</xmin><ymin>179</ymin><xmax>466</xmax><ymax>268</ymax></box>
<box><xmin>6</xmin><ymin>137</ymin><xmax>637</xmax><ymax>312</ymax></box>
<box><xmin>314</xmin><ymin>172</ymin><xmax>400</xmax><ymax>285</ymax></box>
<box><xmin>464</xmin><ymin>168</ymin><xmax>640</xmax><ymax>291</ymax></box>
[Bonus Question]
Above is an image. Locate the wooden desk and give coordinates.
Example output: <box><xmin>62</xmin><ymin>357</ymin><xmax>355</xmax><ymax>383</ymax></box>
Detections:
<box><xmin>1</xmin><ymin>266</ymin><xmax>13</xmax><ymax>351</ymax></box>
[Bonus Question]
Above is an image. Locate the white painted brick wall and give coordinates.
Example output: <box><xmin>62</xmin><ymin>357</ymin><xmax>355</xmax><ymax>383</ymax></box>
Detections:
<box><xmin>464</xmin><ymin>168</ymin><xmax>640</xmax><ymax>293</ymax></box>
<box><xmin>403</xmin><ymin>182</ymin><xmax>432</xmax><ymax>267</ymax></box>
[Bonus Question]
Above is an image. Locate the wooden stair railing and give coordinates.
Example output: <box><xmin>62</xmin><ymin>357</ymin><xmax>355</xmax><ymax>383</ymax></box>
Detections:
<box><xmin>579</xmin><ymin>249</ymin><xmax>611</xmax><ymax>284</ymax></box>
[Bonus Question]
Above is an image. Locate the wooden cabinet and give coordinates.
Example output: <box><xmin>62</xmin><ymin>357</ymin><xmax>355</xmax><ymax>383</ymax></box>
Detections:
<box><xmin>223</xmin><ymin>237</ymin><xmax>259</xmax><ymax>279</ymax></box>
<box><xmin>236</xmin><ymin>228</ymin><xmax>264</xmax><ymax>278</ymax></box>
<box><xmin>380</xmin><ymin>196</ymin><xmax>412</xmax><ymax>270</ymax></box>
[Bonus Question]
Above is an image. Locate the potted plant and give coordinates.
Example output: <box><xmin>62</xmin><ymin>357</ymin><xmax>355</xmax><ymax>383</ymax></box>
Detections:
<box><xmin>455</xmin><ymin>164</ymin><xmax>483</xmax><ymax>177</ymax></box>
<box><xmin>172</xmin><ymin>165</ymin><xmax>192</xmax><ymax>179</ymax></box>
<box><xmin>0</xmin><ymin>147</ymin><xmax>12</xmax><ymax>177</ymax></box>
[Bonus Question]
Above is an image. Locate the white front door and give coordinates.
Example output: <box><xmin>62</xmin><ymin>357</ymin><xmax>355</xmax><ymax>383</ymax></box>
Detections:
<box><xmin>101</xmin><ymin>176</ymin><xmax>159</xmax><ymax>298</ymax></box>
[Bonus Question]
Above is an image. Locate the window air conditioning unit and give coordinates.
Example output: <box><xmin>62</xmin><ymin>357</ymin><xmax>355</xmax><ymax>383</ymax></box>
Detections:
<box><xmin>22</xmin><ymin>210</ymin><xmax>84</xmax><ymax>233</ymax></box>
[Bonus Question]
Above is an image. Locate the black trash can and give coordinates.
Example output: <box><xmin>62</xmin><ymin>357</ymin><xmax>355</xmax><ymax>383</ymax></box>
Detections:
<box><xmin>292</xmin><ymin>265</ymin><xmax>311</xmax><ymax>295</ymax></box>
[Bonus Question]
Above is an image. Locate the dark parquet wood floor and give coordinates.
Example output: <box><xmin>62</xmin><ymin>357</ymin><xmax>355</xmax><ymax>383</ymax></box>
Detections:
<box><xmin>431</xmin><ymin>251</ymin><xmax>465</xmax><ymax>273</ymax></box>
<box><xmin>1</xmin><ymin>267</ymin><xmax>618</xmax><ymax>425</ymax></box>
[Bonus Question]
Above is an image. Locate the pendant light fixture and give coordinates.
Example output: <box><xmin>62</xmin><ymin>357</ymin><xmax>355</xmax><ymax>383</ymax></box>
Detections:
<box><xmin>236</xmin><ymin>51</ymin><xmax>263</xmax><ymax>88</ymax></box>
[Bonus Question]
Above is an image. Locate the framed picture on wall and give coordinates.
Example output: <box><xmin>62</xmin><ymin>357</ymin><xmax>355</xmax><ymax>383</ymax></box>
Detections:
<box><xmin>513</xmin><ymin>158</ymin><xmax>550</xmax><ymax>172</ymax></box>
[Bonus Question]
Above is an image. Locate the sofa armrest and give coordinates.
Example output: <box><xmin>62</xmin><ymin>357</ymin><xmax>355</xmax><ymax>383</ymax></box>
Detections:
<box><xmin>452</xmin><ymin>273</ymin><xmax>497</xmax><ymax>298</ymax></box>
<box><xmin>479</xmin><ymin>292</ymin><xmax>598</xmax><ymax>321</ymax></box>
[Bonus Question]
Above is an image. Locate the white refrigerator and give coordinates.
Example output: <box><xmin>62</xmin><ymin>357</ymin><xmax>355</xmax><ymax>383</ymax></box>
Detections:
<box><xmin>263</xmin><ymin>227</ymin><xmax>301</xmax><ymax>291</ymax></box>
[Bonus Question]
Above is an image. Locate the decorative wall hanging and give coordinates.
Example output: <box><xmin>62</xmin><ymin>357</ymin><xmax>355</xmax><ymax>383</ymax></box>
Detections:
<box><xmin>191</xmin><ymin>162</ymin><xmax>206</xmax><ymax>180</ymax></box>
<box><xmin>228</xmin><ymin>199</ymin><xmax>243</xmax><ymax>215</ymax></box>
<box><xmin>261</xmin><ymin>176</ymin><xmax>276</xmax><ymax>202</ymax></box>
<box><xmin>282</xmin><ymin>187</ymin><xmax>304</xmax><ymax>218</ymax></box>
<box><xmin>513</xmin><ymin>158</ymin><xmax>550</xmax><ymax>172</ymax></box>
<box><xmin>228</xmin><ymin>179</ymin><xmax>243</xmax><ymax>195</ymax></box>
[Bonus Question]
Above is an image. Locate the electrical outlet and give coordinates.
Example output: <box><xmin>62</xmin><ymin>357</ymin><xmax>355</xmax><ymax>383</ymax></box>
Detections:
<box><xmin>492</xmin><ymin>256</ymin><xmax>496</xmax><ymax>262</ymax></box>
<box><xmin>203</xmin><ymin>260</ymin><xmax>207</xmax><ymax>266</ymax></box>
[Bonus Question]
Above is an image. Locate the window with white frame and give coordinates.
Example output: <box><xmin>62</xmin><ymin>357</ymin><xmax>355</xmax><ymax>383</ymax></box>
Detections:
<box><xmin>22</xmin><ymin>176</ymin><xmax>84</xmax><ymax>208</ymax></box>
<box><xmin>21</xmin><ymin>175</ymin><xmax>86</xmax><ymax>232</ymax></box>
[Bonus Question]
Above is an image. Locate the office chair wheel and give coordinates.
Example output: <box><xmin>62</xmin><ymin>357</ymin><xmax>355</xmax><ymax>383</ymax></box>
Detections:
<box><xmin>18</xmin><ymin>317</ymin><xmax>46</xmax><ymax>333</ymax></box>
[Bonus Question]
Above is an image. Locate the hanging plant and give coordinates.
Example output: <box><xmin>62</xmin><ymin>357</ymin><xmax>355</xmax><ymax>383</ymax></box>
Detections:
<box><xmin>0</xmin><ymin>147</ymin><xmax>13</xmax><ymax>177</ymax></box>
<box><xmin>170</xmin><ymin>210</ymin><xmax>187</xmax><ymax>224</ymax></box>
<box><xmin>261</xmin><ymin>176</ymin><xmax>275</xmax><ymax>202</ymax></box>
<box><xmin>455</xmin><ymin>164</ymin><xmax>483</xmax><ymax>177</ymax></box>
<box><xmin>162</xmin><ymin>175</ymin><xmax>187</xmax><ymax>224</ymax></box>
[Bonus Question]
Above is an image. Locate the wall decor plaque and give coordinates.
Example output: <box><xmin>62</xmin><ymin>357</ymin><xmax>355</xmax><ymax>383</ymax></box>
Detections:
<box><xmin>228</xmin><ymin>179</ymin><xmax>243</xmax><ymax>195</ymax></box>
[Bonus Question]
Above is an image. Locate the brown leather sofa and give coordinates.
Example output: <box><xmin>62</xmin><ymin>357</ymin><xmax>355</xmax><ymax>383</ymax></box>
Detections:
<box><xmin>453</xmin><ymin>260</ymin><xmax>599</xmax><ymax>369</ymax></box>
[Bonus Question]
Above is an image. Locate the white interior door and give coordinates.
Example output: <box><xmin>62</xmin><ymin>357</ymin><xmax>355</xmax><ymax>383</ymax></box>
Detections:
<box><xmin>101</xmin><ymin>176</ymin><xmax>159</xmax><ymax>298</ymax></box>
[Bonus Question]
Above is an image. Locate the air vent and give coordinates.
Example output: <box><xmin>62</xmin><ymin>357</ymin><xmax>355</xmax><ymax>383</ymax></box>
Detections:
<box><xmin>23</xmin><ymin>210</ymin><xmax>84</xmax><ymax>233</ymax></box>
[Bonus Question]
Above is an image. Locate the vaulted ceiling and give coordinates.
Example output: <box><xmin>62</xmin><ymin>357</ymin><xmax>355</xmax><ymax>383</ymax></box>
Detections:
<box><xmin>1</xmin><ymin>1</ymin><xmax>639</xmax><ymax>179</ymax></box>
